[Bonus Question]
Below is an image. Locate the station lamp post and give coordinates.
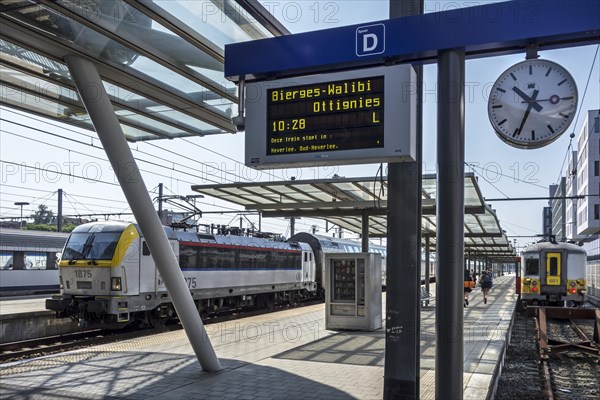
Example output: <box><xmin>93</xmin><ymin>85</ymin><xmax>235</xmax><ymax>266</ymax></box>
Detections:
<box><xmin>14</xmin><ymin>202</ymin><xmax>29</xmax><ymax>229</ymax></box>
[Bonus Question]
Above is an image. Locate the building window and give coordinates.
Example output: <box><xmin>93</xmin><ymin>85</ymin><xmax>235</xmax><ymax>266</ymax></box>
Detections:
<box><xmin>595</xmin><ymin>204</ymin><xmax>599</xmax><ymax>220</ymax></box>
<box><xmin>595</xmin><ymin>161</ymin><xmax>600</xmax><ymax>176</ymax></box>
<box><xmin>594</xmin><ymin>117</ymin><xmax>599</xmax><ymax>133</ymax></box>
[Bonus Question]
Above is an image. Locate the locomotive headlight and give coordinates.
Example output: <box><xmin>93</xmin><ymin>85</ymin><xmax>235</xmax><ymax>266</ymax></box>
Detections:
<box><xmin>531</xmin><ymin>280</ymin><xmax>537</xmax><ymax>286</ymax></box>
<box><xmin>570</xmin><ymin>281</ymin><xmax>576</xmax><ymax>287</ymax></box>
<box><xmin>111</xmin><ymin>277</ymin><xmax>122</xmax><ymax>291</ymax></box>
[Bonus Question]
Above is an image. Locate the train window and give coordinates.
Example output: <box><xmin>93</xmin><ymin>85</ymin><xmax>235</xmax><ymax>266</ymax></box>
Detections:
<box><xmin>304</xmin><ymin>253</ymin><xmax>308</xmax><ymax>262</ymax></box>
<box><xmin>142</xmin><ymin>242</ymin><xmax>151</xmax><ymax>256</ymax></box>
<box><xmin>549</xmin><ymin>256</ymin><xmax>559</xmax><ymax>276</ymax></box>
<box><xmin>62</xmin><ymin>232</ymin><xmax>120</xmax><ymax>261</ymax></box>
<box><xmin>525</xmin><ymin>258</ymin><xmax>539</xmax><ymax>275</ymax></box>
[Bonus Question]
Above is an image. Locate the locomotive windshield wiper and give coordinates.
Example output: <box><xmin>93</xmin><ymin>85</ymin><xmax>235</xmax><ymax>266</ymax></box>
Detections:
<box><xmin>81</xmin><ymin>234</ymin><xmax>96</xmax><ymax>260</ymax></box>
<box><xmin>67</xmin><ymin>248</ymin><xmax>85</xmax><ymax>264</ymax></box>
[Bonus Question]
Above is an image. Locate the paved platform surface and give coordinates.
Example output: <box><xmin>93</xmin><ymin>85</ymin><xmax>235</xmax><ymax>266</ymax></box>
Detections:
<box><xmin>0</xmin><ymin>276</ymin><xmax>517</xmax><ymax>399</ymax></box>
<box><xmin>0</xmin><ymin>295</ymin><xmax>52</xmax><ymax>316</ymax></box>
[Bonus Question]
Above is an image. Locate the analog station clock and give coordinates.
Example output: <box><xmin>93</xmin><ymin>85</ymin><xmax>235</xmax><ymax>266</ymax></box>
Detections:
<box><xmin>487</xmin><ymin>59</ymin><xmax>578</xmax><ymax>149</ymax></box>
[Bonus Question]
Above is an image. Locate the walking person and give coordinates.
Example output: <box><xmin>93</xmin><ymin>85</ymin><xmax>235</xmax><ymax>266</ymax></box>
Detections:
<box><xmin>480</xmin><ymin>269</ymin><xmax>493</xmax><ymax>304</ymax></box>
<box><xmin>464</xmin><ymin>268</ymin><xmax>474</xmax><ymax>307</ymax></box>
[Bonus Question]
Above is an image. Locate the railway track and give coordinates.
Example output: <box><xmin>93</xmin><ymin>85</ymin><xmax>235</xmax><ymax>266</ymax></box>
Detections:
<box><xmin>529</xmin><ymin>306</ymin><xmax>600</xmax><ymax>400</ymax></box>
<box><xmin>0</xmin><ymin>299</ymin><xmax>322</xmax><ymax>364</ymax></box>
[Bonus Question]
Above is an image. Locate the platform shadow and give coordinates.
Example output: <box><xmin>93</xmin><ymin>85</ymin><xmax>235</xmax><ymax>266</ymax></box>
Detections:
<box><xmin>273</xmin><ymin>328</ymin><xmax>385</xmax><ymax>367</ymax></box>
<box><xmin>0</xmin><ymin>350</ymin><xmax>360</xmax><ymax>400</ymax></box>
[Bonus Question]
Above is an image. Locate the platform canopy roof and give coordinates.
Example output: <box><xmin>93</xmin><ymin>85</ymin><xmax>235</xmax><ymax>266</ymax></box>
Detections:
<box><xmin>192</xmin><ymin>172</ymin><xmax>516</xmax><ymax>261</ymax></box>
<box><xmin>1</xmin><ymin>1</ymin><xmax>515</xmax><ymax>261</ymax></box>
<box><xmin>0</xmin><ymin>0</ymin><xmax>288</xmax><ymax>141</ymax></box>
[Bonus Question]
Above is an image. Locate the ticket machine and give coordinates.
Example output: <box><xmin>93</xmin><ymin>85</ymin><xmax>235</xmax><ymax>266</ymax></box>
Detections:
<box><xmin>325</xmin><ymin>252</ymin><xmax>382</xmax><ymax>331</ymax></box>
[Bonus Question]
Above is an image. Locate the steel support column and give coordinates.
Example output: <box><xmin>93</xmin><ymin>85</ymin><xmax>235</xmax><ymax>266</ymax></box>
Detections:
<box><xmin>64</xmin><ymin>55</ymin><xmax>221</xmax><ymax>372</ymax></box>
<box><xmin>435</xmin><ymin>49</ymin><xmax>465</xmax><ymax>399</ymax></box>
<box><xmin>425</xmin><ymin>236</ymin><xmax>430</xmax><ymax>304</ymax></box>
<box><xmin>361</xmin><ymin>209</ymin><xmax>369</xmax><ymax>252</ymax></box>
<box><xmin>57</xmin><ymin>188</ymin><xmax>63</xmax><ymax>232</ymax></box>
<box><xmin>384</xmin><ymin>1</ymin><xmax>423</xmax><ymax>398</ymax></box>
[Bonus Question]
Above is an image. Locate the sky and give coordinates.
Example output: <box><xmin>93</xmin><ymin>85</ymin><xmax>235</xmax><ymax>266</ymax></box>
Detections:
<box><xmin>0</xmin><ymin>0</ymin><xmax>598</xmax><ymax>253</ymax></box>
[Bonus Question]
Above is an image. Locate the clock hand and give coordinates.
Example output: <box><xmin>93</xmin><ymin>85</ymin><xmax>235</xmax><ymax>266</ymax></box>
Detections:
<box><xmin>521</xmin><ymin>94</ymin><xmax>571</xmax><ymax>105</ymax></box>
<box><xmin>512</xmin><ymin>87</ymin><xmax>543</xmax><ymax>112</ymax></box>
<box><xmin>514</xmin><ymin>89</ymin><xmax>539</xmax><ymax>137</ymax></box>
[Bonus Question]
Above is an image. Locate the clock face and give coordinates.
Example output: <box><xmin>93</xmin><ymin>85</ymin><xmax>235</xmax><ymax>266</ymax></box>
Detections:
<box><xmin>487</xmin><ymin>59</ymin><xmax>578</xmax><ymax>149</ymax></box>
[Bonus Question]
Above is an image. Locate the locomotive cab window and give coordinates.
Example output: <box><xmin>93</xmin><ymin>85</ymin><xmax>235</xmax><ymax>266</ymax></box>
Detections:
<box><xmin>524</xmin><ymin>258</ymin><xmax>539</xmax><ymax>275</ymax></box>
<box><xmin>547</xmin><ymin>252</ymin><xmax>561</xmax><ymax>276</ymax></box>
<box><xmin>549</xmin><ymin>257</ymin><xmax>558</xmax><ymax>275</ymax></box>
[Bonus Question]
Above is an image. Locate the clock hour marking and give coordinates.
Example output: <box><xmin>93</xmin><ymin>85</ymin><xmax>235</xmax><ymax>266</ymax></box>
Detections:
<box><xmin>496</xmin><ymin>88</ymin><xmax>506</xmax><ymax>93</ymax></box>
<box><xmin>547</xmin><ymin>125</ymin><xmax>555</xmax><ymax>133</ymax></box>
<box><xmin>557</xmin><ymin>78</ymin><xmax>567</xmax><ymax>86</ymax></box>
<box><xmin>545</xmin><ymin>67</ymin><xmax>552</xmax><ymax>77</ymax></box>
<box><xmin>531</xmin><ymin>130</ymin><xmax>535</xmax><ymax>140</ymax></box>
<box><xmin>559</xmin><ymin>112</ymin><xmax>570</xmax><ymax>118</ymax></box>
<box><xmin>512</xmin><ymin>128</ymin><xmax>519</xmax><ymax>137</ymax></box>
<box><xmin>510</xmin><ymin>73</ymin><xmax>517</xmax><ymax>81</ymax></box>
<box><xmin>492</xmin><ymin>105</ymin><xmax>502</xmax><ymax>109</ymax></box>
<box><xmin>529</xmin><ymin>65</ymin><xmax>532</xmax><ymax>75</ymax></box>
<box><xmin>562</xmin><ymin>96</ymin><xmax>573</xmax><ymax>100</ymax></box>
<box><xmin>498</xmin><ymin>118</ymin><xmax>507</xmax><ymax>126</ymax></box>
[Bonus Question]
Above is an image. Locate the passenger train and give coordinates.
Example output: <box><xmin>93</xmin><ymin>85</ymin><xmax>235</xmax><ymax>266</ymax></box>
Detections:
<box><xmin>46</xmin><ymin>221</ymin><xmax>437</xmax><ymax>328</ymax></box>
<box><xmin>519</xmin><ymin>240</ymin><xmax>587</xmax><ymax>306</ymax></box>
<box><xmin>46</xmin><ymin>221</ymin><xmax>319</xmax><ymax>327</ymax></box>
<box><xmin>0</xmin><ymin>228</ymin><xmax>68</xmax><ymax>296</ymax></box>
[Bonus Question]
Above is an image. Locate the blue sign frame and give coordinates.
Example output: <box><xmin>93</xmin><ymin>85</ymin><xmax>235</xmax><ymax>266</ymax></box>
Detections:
<box><xmin>225</xmin><ymin>0</ymin><xmax>600</xmax><ymax>81</ymax></box>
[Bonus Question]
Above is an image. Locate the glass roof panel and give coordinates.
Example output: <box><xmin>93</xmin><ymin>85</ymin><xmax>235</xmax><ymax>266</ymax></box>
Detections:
<box><xmin>152</xmin><ymin>0</ymin><xmax>274</xmax><ymax>47</ymax></box>
<box><xmin>114</xmin><ymin>110</ymin><xmax>185</xmax><ymax>137</ymax></box>
<box><xmin>0</xmin><ymin>65</ymin><xmax>79</xmax><ymax>103</ymax></box>
<box><xmin>331</xmin><ymin>182</ymin><xmax>376</xmax><ymax>201</ymax></box>
<box><xmin>1</xmin><ymin>3</ymin><xmax>233</xmax><ymax>116</ymax></box>
<box><xmin>1</xmin><ymin>87</ymin><xmax>92</xmax><ymax>127</ymax></box>
<box><xmin>121</xmin><ymin>124</ymin><xmax>162</xmax><ymax>141</ymax></box>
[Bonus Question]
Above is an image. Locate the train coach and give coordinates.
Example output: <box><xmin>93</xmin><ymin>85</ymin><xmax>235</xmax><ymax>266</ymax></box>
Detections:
<box><xmin>288</xmin><ymin>232</ymin><xmax>437</xmax><ymax>291</ymax></box>
<box><xmin>0</xmin><ymin>228</ymin><xmax>68</xmax><ymax>296</ymax></box>
<box><xmin>46</xmin><ymin>221</ymin><xmax>318</xmax><ymax>328</ymax></box>
<box><xmin>288</xmin><ymin>232</ymin><xmax>387</xmax><ymax>293</ymax></box>
<box><xmin>520</xmin><ymin>240</ymin><xmax>587</xmax><ymax>307</ymax></box>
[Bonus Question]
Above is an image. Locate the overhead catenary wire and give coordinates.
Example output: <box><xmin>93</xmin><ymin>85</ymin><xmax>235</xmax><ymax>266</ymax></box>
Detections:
<box><xmin>0</xmin><ymin>123</ymin><xmax>227</xmax><ymax>186</ymax></box>
<box><xmin>2</xmin><ymin>108</ymin><xmax>259</xmax><ymax>184</ymax></box>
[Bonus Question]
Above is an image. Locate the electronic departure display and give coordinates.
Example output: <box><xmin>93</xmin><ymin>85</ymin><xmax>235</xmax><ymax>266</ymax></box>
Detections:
<box><xmin>267</xmin><ymin>76</ymin><xmax>384</xmax><ymax>155</ymax></box>
<box><xmin>245</xmin><ymin>64</ymin><xmax>416</xmax><ymax>169</ymax></box>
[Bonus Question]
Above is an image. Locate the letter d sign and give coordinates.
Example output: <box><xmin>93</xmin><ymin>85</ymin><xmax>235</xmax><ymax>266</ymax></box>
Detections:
<box><xmin>356</xmin><ymin>24</ymin><xmax>385</xmax><ymax>57</ymax></box>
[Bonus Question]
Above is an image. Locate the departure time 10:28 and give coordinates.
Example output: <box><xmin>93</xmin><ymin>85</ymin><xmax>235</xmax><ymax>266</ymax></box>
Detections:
<box><xmin>271</xmin><ymin>118</ymin><xmax>306</xmax><ymax>132</ymax></box>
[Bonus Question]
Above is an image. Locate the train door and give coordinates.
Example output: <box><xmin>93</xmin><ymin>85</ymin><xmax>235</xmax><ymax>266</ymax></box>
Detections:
<box><xmin>305</xmin><ymin>250</ymin><xmax>314</xmax><ymax>283</ymax></box>
<box><xmin>121</xmin><ymin>238</ymin><xmax>141</xmax><ymax>295</ymax></box>
<box><xmin>545</xmin><ymin>252</ymin><xmax>561</xmax><ymax>286</ymax></box>
<box><xmin>139</xmin><ymin>240</ymin><xmax>157</xmax><ymax>292</ymax></box>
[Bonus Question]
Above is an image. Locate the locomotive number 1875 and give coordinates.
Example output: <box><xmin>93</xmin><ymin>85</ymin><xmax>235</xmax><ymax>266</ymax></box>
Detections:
<box><xmin>74</xmin><ymin>269</ymin><xmax>92</xmax><ymax>279</ymax></box>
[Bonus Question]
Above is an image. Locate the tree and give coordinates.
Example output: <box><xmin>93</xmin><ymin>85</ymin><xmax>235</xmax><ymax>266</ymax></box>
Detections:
<box><xmin>30</xmin><ymin>204</ymin><xmax>54</xmax><ymax>224</ymax></box>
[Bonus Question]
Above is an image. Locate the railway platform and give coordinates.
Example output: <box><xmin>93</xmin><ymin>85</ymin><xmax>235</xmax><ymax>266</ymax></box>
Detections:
<box><xmin>0</xmin><ymin>276</ymin><xmax>517</xmax><ymax>399</ymax></box>
<box><xmin>0</xmin><ymin>295</ymin><xmax>77</xmax><ymax>343</ymax></box>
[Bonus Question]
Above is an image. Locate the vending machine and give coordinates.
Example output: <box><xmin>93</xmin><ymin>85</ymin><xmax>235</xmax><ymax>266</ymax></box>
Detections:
<box><xmin>325</xmin><ymin>252</ymin><xmax>382</xmax><ymax>331</ymax></box>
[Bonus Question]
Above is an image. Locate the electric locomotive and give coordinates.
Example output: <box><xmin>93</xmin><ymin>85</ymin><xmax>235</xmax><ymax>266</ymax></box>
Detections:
<box><xmin>520</xmin><ymin>240</ymin><xmax>587</xmax><ymax>306</ymax></box>
<box><xmin>46</xmin><ymin>221</ymin><xmax>317</xmax><ymax>328</ymax></box>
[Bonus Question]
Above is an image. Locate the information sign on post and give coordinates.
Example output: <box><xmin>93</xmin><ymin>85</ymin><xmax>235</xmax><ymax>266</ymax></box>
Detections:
<box><xmin>244</xmin><ymin>64</ymin><xmax>416</xmax><ymax>169</ymax></box>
